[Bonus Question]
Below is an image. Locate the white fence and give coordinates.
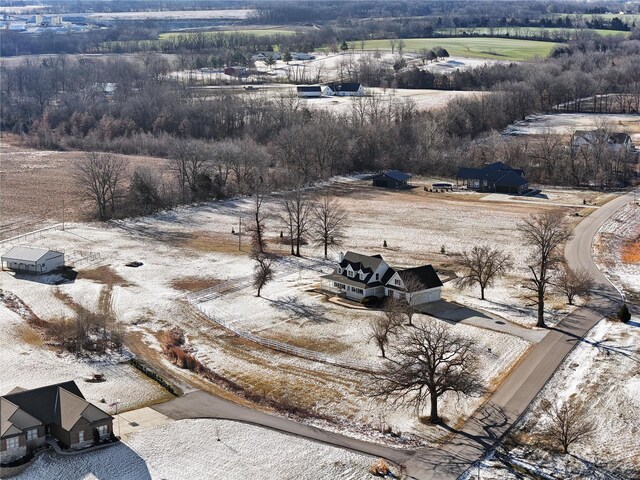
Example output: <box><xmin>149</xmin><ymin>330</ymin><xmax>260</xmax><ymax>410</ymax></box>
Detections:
<box><xmin>186</xmin><ymin>256</ymin><xmax>380</xmax><ymax>373</ymax></box>
<box><xmin>190</xmin><ymin>301</ymin><xmax>380</xmax><ymax>373</ymax></box>
<box><xmin>0</xmin><ymin>223</ymin><xmax>64</xmax><ymax>247</ymax></box>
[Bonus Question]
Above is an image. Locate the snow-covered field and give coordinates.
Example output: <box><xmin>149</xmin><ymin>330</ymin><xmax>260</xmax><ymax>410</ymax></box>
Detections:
<box><xmin>468</xmin><ymin>196</ymin><xmax>640</xmax><ymax>479</ymax></box>
<box><xmin>0</xmin><ymin>301</ymin><xmax>171</xmax><ymax>411</ymax></box>
<box><xmin>0</xmin><ymin>176</ymin><xmax>578</xmax><ymax>443</ymax></box>
<box><xmin>15</xmin><ymin>419</ymin><xmax>377</xmax><ymax>480</ymax></box>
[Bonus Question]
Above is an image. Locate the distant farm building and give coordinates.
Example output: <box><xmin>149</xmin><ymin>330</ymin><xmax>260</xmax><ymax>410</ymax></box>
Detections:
<box><xmin>224</xmin><ymin>66</ymin><xmax>248</xmax><ymax>77</ymax></box>
<box><xmin>321</xmin><ymin>251</ymin><xmax>443</xmax><ymax>305</ymax></box>
<box><xmin>1</xmin><ymin>246</ymin><xmax>64</xmax><ymax>273</ymax></box>
<box><xmin>372</xmin><ymin>170</ymin><xmax>412</xmax><ymax>189</ymax></box>
<box><xmin>296</xmin><ymin>85</ymin><xmax>322</xmax><ymax>98</ymax></box>
<box><xmin>456</xmin><ymin>162</ymin><xmax>529</xmax><ymax>194</ymax></box>
<box><xmin>323</xmin><ymin>82</ymin><xmax>365</xmax><ymax>97</ymax></box>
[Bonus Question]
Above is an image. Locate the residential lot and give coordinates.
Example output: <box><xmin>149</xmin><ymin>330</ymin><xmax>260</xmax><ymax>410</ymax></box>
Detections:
<box><xmin>0</xmin><ymin>174</ymin><xmax>594</xmax><ymax>446</ymax></box>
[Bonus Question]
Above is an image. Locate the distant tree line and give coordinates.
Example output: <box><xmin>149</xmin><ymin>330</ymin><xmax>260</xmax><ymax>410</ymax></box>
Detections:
<box><xmin>1</xmin><ymin>33</ymin><xmax>639</xmax><ymax>220</ymax></box>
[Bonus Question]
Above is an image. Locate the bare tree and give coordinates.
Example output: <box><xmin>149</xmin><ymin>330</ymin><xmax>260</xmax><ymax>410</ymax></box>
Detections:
<box><xmin>369</xmin><ymin>308</ymin><xmax>403</xmax><ymax>358</ymax></box>
<box><xmin>456</xmin><ymin>246</ymin><xmax>513</xmax><ymax>300</ymax></box>
<box><xmin>389</xmin><ymin>39</ymin><xmax>397</xmax><ymax>55</ymax></box>
<box><xmin>252</xmin><ymin>252</ymin><xmax>274</xmax><ymax>297</ymax></box>
<box><xmin>312</xmin><ymin>196</ymin><xmax>346</xmax><ymax>259</ymax></box>
<box><xmin>76</xmin><ymin>152</ymin><xmax>128</xmax><ymax>220</ymax></box>
<box><xmin>530</xmin><ymin>128</ymin><xmax>565</xmax><ymax>182</ymax></box>
<box><xmin>396</xmin><ymin>274</ymin><xmax>424</xmax><ymax>326</ymax></box>
<box><xmin>247</xmin><ymin>176</ymin><xmax>269</xmax><ymax>254</ymax></box>
<box><xmin>171</xmin><ymin>139</ymin><xmax>210</xmax><ymax>202</ymax></box>
<box><xmin>541</xmin><ymin>397</ymin><xmax>595</xmax><ymax>454</ymax></box>
<box><xmin>519</xmin><ymin>210</ymin><xmax>573</xmax><ymax>327</ymax></box>
<box><xmin>279</xmin><ymin>187</ymin><xmax>312</xmax><ymax>257</ymax></box>
<box><xmin>555</xmin><ymin>264</ymin><xmax>593</xmax><ymax>305</ymax></box>
<box><xmin>371</xmin><ymin>321</ymin><xmax>482</xmax><ymax>424</ymax></box>
<box><xmin>397</xmin><ymin>39</ymin><xmax>406</xmax><ymax>57</ymax></box>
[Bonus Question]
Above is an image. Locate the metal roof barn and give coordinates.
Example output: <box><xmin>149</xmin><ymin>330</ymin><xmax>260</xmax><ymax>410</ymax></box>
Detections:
<box><xmin>1</xmin><ymin>246</ymin><xmax>64</xmax><ymax>273</ymax></box>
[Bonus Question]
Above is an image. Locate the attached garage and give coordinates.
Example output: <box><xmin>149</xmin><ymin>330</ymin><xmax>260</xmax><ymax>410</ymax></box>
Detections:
<box><xmin>1</xmin><ymin>246</ymin><xmax>65</xmax><ymax>273</ymax></box>
<box><xmin>409</xmin><ymin>287</ymin><xmax>442</xmax><ymax>305</ymax></box>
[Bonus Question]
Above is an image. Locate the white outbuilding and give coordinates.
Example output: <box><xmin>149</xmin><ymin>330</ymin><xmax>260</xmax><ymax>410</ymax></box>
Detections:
<box><xmin>1</xmin><ymin>246</ymin><xmax>65</xmax><ymax>273</ymax></box>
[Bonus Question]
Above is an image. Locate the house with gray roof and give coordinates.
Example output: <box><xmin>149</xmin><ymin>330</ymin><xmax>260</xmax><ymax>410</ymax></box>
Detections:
<box><xmin>1</xmin><ymin>381</ymin><xmax>113</xmax><ymax>464</ymax></box>
<box><xmin>456</xmin><ymin>162</ymin><xmax>529</xmax><ymax>194</ymax></box>
<box><xmin>320</xmin><ymin>251</ymin><xmax>443</xmax><ymax>304</ymax></box>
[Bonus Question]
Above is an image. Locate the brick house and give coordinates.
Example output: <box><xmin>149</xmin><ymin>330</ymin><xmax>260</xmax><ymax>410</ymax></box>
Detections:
<box><xmin>1</xmin><ymin>381</ymin><xmax>113</xmax><ymax>464</ymax></box>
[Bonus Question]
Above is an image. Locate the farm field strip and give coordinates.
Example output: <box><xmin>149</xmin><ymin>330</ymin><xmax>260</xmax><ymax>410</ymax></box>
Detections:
<box><xmin>350</xmin><ymin>37</ymin><xmax>558</xmax><ymax>61</ymax></box>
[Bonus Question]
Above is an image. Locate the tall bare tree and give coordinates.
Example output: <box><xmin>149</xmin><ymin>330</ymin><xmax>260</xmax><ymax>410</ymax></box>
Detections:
<box><xmin>371</xmin><ymin>321</ymin><xmax>482</xmax><ymax>424</ymax></box>
<box><xmin>519</xmin><ymin>210</ymin><xmax>573</xmax><ymax>328</ymax></box>
<box><xmin>76</xmin><ymin>152</ymin><xmax>128</xmax><ymax>220</ymax></box>
<box><xmin>312</xmin><ymin>196</ymin><xmax>346</xmax><ymax>259</ymax></box>
<box><xmin>541</xmin><ymin>397</ymin><xmax>595</xmax><ymax>454</ymax></box>
<box><xmin>555</xmin><ymin>264</ymin><xmax>593</xmax><ymax>305</ymax></box>
<box><xmin>279</xmin><ymin>187</ymin><xmax>312</xmax><ymax>257</ymax></box>
<box><xmin>456</xmin><ymin>246</ymin><xmax>513</xmax><ymax>300</ymax></box>
<box><xmin>171</xmin><ymin>139</ymin><xmax>210</xmax><ymax>202</ymax></box>
<box><xmin>248</xmin><ymin>176</ymin><xmax>269</xmax><ymax>254</ymax></box>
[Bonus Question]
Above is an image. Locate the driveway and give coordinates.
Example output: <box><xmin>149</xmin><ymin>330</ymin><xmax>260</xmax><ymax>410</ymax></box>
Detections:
<box><xmin>417</xmin><ymin>300</ymin><xmax>547</xmax><ymax>343</ymax></box>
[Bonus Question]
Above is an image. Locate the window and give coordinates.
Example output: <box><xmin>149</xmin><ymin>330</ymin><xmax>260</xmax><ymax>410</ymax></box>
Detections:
<box><xmin>375</xmin><ymin>273</ymin><xmax>379</xmax><ymax>280</ymax></box>
<box><xmin>347</xmin><ymin>270</ymin><xmax>354</xmax><ymax>278</ymax></box>
<box><xmin>337</xmin><ymin>267</ymin><xmax>342</xmax><ymax>274</ymax></box>
<box><xmin>26</xmin><ymin>429</ymin><xmax>38</xmax><ymax>441</ymax></box>
<box><xmin>78</xmin><ymin>431</ymin><xmax>85</xmax><ymax>443</ymax></box>
<box><xmin>97</xmin><ymin>425</ymin><xmax>108</xmax><ymax>439</ymax></box>
<box><xmin>6</xmin><ymin>437</ymin><xmax>19</xmax><ymax>449</ymax></box>
<box><xmin>394</xmin><ymin>279</ymin><xmax>401</xmax><ymax>286</ymax></box>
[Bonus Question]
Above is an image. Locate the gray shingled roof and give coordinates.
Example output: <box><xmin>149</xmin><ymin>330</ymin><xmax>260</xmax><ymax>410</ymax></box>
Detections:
<box><xmin>397</xmin><ymin>265</ymin><xmax>443</xmax><ymax>291</ymax></box>
<box><xmin>1</xmin><ymin>381</ymin><xmax>111</xmax><ymax>436</ymax></box>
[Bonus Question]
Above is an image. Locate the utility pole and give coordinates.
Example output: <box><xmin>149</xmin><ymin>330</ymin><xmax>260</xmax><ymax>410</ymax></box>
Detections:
<box><xmin>238</xmin><ymin>216</ymin><xmax>242</xmax><ymax>251</ymax></box>
<box><xmin>62</xmin><ymin>199</ymin><xmax>65</xmax><ymax>231</ymax></box>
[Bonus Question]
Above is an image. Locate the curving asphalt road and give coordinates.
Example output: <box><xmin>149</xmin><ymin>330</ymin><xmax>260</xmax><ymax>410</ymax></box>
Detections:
<box><xmin>151</xmin><ymin>189</ymin><xmax>637</xmax><ymax>480</ymax></box>
<box><xmin>403</xmin><ymin>188</ymin><xmax>637</xmax><ymax>479</ymax></box>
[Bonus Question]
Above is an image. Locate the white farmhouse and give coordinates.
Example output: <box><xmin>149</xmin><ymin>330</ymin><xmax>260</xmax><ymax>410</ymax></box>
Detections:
<box><xmin>322</xmin><ymin>82</ymin><xmax>365</xmax><ymax>97</ymax></box>
<box><xmin>321</xmin><ymin>251</ymin><xmax>442</xmax><ymax>305</ymax></box>
<box><xmin>1</xmin><ymin>246</ymin><xmax>64</xmax><ymax>273</ymax></box>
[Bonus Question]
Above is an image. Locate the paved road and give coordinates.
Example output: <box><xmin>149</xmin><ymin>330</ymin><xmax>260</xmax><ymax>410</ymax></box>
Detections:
<box><xmin>403</xmin><ymin>189</ymin><xmax>637</xmax><ymax>480</ymax></box>
<box><xmin>150</xmin><ymin>189</ymin><xmax>636</xmax><ymax>479</ymax></box>
<box><xmin>152</xmin><ymin>390</ymin><xmax>413</xmax><ymax>466</ymax></box>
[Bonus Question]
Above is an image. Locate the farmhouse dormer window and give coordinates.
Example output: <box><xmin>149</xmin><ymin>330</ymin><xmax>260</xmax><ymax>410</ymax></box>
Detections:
<box><xmin>394</xmin><ymin>279</ymin><xmax>401</xmax><ymax>286</ymax></box>
<box><xmin>337</xmin><ymin>267</ymin><xmax>342</xmax><ymax>274</ymax></box>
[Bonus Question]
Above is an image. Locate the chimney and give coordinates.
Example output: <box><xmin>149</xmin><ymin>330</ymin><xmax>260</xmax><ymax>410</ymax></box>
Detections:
<box><xmin>338</xmin><ymin>252</ymin><xmax>344</xmax><ymax>262</ymax></box>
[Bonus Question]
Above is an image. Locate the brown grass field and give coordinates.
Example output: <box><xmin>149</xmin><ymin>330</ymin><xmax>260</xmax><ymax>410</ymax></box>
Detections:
<box><xmin>0</xmin><ymin>135</ymin><xmax>173</xmax><ymax>239</ymax></box>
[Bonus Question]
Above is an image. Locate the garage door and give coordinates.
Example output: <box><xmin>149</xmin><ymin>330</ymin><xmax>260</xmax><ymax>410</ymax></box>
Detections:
<box><xmin>410</xmin><ymin>289</ymin><xmax>440</xmax><ymax>305</ymax></box>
